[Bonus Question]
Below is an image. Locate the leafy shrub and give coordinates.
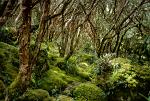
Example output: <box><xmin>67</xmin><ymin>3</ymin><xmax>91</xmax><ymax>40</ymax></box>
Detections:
<box><xmin>95</xmin><ymin>54</ymin><xmax>114</xmax><ymax>75</ymax></box>
<box><xmin>89</xmin><ymin>54</ymin><xmax>114</xmax><ymax>85</ymax></box>
<box><xmin>108</xmin><ymin>58</ymin><xmax>138</xmax><ymax>88</ymax></box>
<box><xmin>134</xmin><ymin>65</ymin><xmax>150</xmax><ymax>95</ymax></box>
<box><xmin>73</xmin><ymin>83</ymin><xmax>106</xmax><ymax>101</ymax></box>
<box><xmin>107</xmin><ymin>57</ymin><xmax>150</xmax><ymax>101</ymax></box>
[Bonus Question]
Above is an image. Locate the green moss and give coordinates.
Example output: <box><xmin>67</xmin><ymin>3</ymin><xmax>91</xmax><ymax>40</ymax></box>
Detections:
<box><xmin>0</xmin><ymin>42</ymin><xmax>18</xmax><ymax>84</ymax></box>
<box><xmin>77</xmin><ymin>53</ymin><xmax>96</xmax><ymax>64</ymax></box>
<box><xmin>77</xmin><ymin>62</ymin><xmax>93</xmax><ymax>80</ymax></box>
<box><xmin>73</xmin><ymin>83</ymin><xmax>106</xmax><ymax>101</ymax></box>
<box><xmin>18</xmin><ymin>89</ymin><xmax>53</xmax><ymax>101</ymax></box>
<box><xmin>57</xmin><ymin>95</ymin><xmax>73</xmax><ymax>101</ymax></box>
<box><xmin>0</xmin><ymin>80</ymin><xmax>5</xmax><ymax>99</ymax></box>
<box><xmin>38</xmin><ymin>67</ymin><xmax>80</xmax><ymax>94</ymax></box>
<box><xmin>6</xmin><ymin>73</ymin><xmax>26</xmax><ymax>100</ymax></box>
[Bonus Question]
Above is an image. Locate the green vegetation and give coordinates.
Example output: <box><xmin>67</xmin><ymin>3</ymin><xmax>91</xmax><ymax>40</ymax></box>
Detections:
<box><xmin>0</xmin><ymin>42</ymin><xmax>18</xmax><ymax>84</ymax></box>
<box><xmin>73</xmin><ymin>83</ymin><xmax>106</xmax><ymax>101</ymax></box>
<box><xmin>18</xmin><ymin>89</ymin><xmax>52</xmax><ymax>101</ymax></box>
<box><xmin>0</xmin><ymin>0</ymin><xmax>150</xmax><ymax>101</ymax></box>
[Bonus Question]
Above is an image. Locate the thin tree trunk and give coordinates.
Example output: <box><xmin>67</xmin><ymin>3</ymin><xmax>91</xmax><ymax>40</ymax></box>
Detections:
<box><xmin>113</xmin><ymin>31</ymin><xmax>120</xmax><ymax>54</ymax></box>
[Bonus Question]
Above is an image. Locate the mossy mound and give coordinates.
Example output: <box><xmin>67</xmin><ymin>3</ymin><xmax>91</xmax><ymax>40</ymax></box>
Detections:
<box><xmin>0</xmin><ymin>42</ymin><xmax>18</xmax><ymax>84</ymax></box>
<box><xmin>18</xmin><ymin>89</ymin><xmax>53</xmax><ymax>101</ymax></box>
<box><xmin>77</xmin><ymin>62</ymin><xmax>93</xmax><ymax>80</ymax></box>
<box><xmin>73</xmin><ymin>83</ymin><xmax>106</xmax><ymax>101</ymax></box>
<box><xmin>38</xmin><ymin>67</ymin><xmax>80</xmax><ymax>94</ymax></box>
<box><xmin>77</xmin><ymin>53</ymin><xmax>96</xmax><ymax>64</ymax></box>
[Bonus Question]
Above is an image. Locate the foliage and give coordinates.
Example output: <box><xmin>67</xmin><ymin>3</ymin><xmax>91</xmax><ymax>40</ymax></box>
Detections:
<box><xmin>109</xmin><ymin>58</ymin><xmax>138</xmax><ymax>88</ymax></box>
<box><xmin>106</xmin><ymin>57</ymin><xmax>150</xmax><ymax>101</ymax></box>
<box><xmin>94</xmin><ymin>53</ymin><xmax>114</xmax><ymax>75</ymax></box>
<box><xmin>73</xmin><ymin>83</ymin><xmax>106</xmax><ymax>101</ymax></box>
<box><xmin>0</xmin><ymin>0</ymin><xmax>150</xmax><ymax>100</ymax></box>
<box><xmin>0</xmin><ymin>27</ymin><xmax>16</xmax><ymax>45</ymax></box>
<box><xmin>139</xmin><ymin>93</ymin><xmax>150</xmax><ymax>101</ymax></box>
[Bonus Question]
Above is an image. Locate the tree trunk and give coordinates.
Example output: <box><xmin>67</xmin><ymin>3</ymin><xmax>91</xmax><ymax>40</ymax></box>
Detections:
<box><xmin>113</xmin><ymin>31</ymin><xmax>120</xmax><ymax>54</ymax></box>
<box><xmin>5</xmin><ymin>0</ymin><xmax>32</xmax><ymax>100</ymax></box>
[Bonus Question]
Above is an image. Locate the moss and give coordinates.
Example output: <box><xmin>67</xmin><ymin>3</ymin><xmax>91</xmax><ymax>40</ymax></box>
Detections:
<box><xmin>18</xmin><ymin>89</ymin><xmax>53</xmax><ymax>101</ymax></box>
<box><xmin>77</xmin><ymin>62</ymin><xmax>93</xmax><ymax>80</ymax></box>
<box><xmin>38</xmin><ymin>67</ymin><xmax>80</xmax><ymax>94</ymax></box>
<box><xmin>77</xmin><ymin>53</ymin><xmax>96</xmax><ymax>64</ymax></box>
<box><xmin>0</xmin><ymin>80</ymin><xmax>5</xmax><ymax>99</ymax></box>
<box><xmin>6</xmin><ymin>73</ymin><xmax>27</xmax><ymax>100</ymax></box>
<box><xmin>111</xmin><ymin>57</ymin><xmax>131</xmax><ymax>66</ymax></box>
<box><xmin>57</xmin><ymin>95</ymin><xmax>73</xmax><ymax>101</ymax></box>
<box><xmin>55</xmin><ymin>58</ymin><xmax>66</xmax><ymax>69</ymax></box>
<box><xmin>73</xmin><ymin>83</ymin><xmax>106</xmax><ymax>101</ymax></box>
<box><xmin>0</xmin><ymin>42</ymin><xmax>18</xmax><ymax>84</ymax></box>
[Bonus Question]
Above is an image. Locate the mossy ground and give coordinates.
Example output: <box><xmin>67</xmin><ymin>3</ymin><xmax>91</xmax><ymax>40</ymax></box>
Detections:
<box><xmin>1</xmin><ymin>41</ymin><xmax>150</xmax><ymax>101</ymax></box>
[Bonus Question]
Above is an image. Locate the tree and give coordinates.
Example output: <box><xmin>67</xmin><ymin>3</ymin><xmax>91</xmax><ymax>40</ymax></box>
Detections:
<box><xmin>5</xmin><ymin>0</ymin><xmax>32</xmax><ymax>100</ymax></box>
<box><xmin>85</xmin><ymin>0</ymin><xmax>149</xmax><ymax>57</ymax></box>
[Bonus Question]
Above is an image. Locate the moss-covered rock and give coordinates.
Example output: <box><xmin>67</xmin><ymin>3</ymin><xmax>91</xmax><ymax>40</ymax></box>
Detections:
<box><xmin>38</xmin><ymin>67</ymin><xmax>80</xmax><ymax>95</ymax></box>
<box><xmin>18</xmin><ymin>89</ymin><xmax>54</xmax><ymax>101</ymax></box>
<box><xmin>73</xmin><ymin>83</ymin><xmax>106</xmax><ymax>101</ymax></box>
<box><xmin>0</xmin><ymin>42</ymin><xmax>18</xmax><ymax>84</ymax></box>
